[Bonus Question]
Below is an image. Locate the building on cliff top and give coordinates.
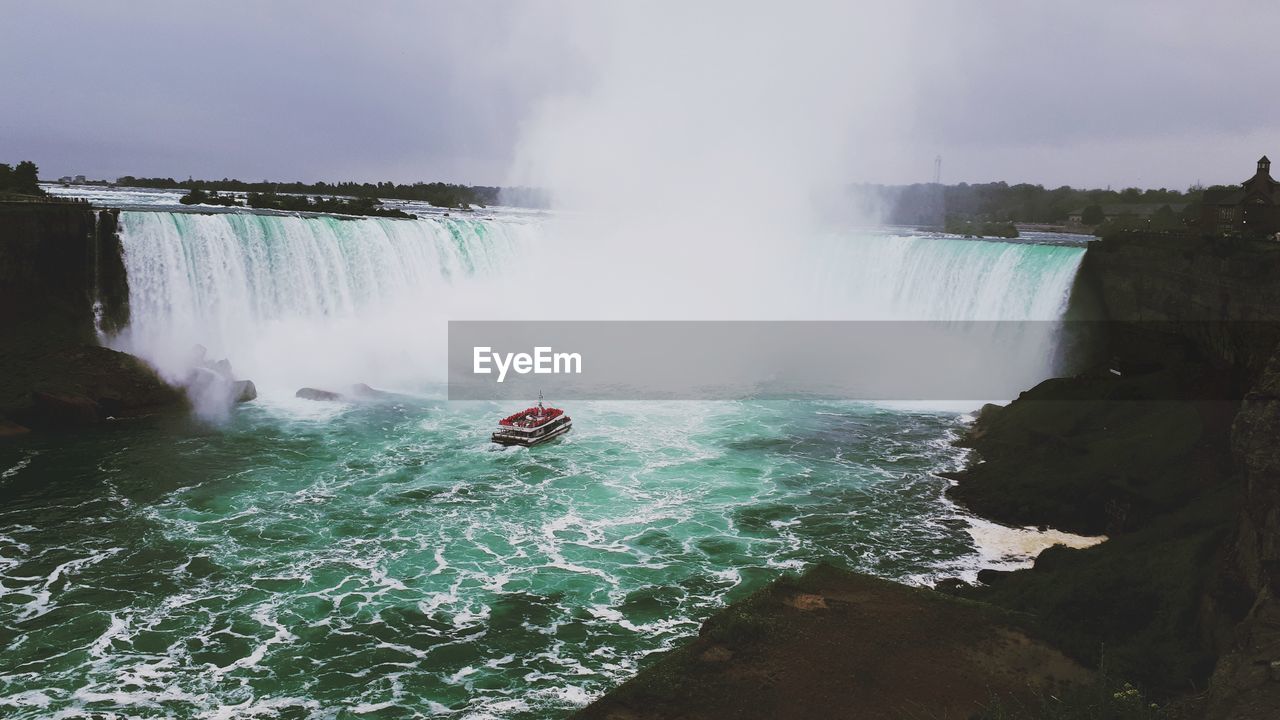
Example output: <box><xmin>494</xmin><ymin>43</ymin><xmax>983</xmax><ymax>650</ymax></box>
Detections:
<box><xmin>1200</xmin><ymin>156</ymin><xmax>1280</xmax><ymax>238</ymax></box>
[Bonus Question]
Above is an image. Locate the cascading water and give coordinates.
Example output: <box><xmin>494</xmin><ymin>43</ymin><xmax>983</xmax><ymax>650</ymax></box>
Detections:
<box><xmin>808</xmin><ymin>232</ymin><xmax>1084</xmax><ymax>321</ymax></box>
<box><xmin>114</xmin><ymin>213</ymin><xmax>1085</xmax><ymax>407</ymax></box>
<box><xmin>4</xmin><ymin>198</ymin><xmax>1101</xmax><ymax>719</ymax></box>
<box><xmin>112</xmin><ymin>211</ymin><xmax>537</xmax><ymax>401</ymax></box>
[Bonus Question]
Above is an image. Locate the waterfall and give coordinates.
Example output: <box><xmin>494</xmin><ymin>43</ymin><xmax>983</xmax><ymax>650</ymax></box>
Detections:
<box><xmin>112</xmin><ymin>211</ymin><xmax>1086</xmax><ymax>406</ymax></box>
<box><xmin>803</xmin><ymin>232</ymin><xmax>1085</xmax><ymax>321</ymax></box>
<box><xmin>112</xmin><ymin>211</ymin><xmax>536</xmax><ymax>397</ymax></box>
<box><xmin>796</xmin><ymin>233</ymin><xmax>1087</xmax><ymax>397</ymax></box>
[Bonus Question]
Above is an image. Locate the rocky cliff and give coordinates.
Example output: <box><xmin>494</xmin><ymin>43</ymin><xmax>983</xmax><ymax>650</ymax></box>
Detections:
<box><xmin>0</xmin><ymin>203</ymin><xmax>183</xmax><ymax>431</ymax></box>
<box><xmin>1080</xmin><ymin>230</ymin><xmax>1280</xmax><ymax>376</ymax></box>
<box><xmin>951</xmin><ymin>230</ymin><xmax>1280</xmax><ymax>713</ymax></box>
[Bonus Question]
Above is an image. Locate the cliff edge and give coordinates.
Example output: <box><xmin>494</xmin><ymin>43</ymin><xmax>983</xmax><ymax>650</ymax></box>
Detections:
<box><xmin>949</xmin><ymin>230</ymin><xmax>1280</xmax><ymax>714</ymax></box>
<box><xmin>0</xmin><ymin>203</ymin><xmax>184</xmax><ymax>432</ymax></box>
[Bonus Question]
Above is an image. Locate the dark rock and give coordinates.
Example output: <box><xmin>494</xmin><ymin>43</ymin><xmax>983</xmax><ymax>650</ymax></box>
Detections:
<box><xmin>6</xmin><ymin>346</ymin><xmax>187</xmax><ymax>429</ymax></box>
<box><xmin>932</xmin><ymin>578</ymin><xmax>971</xmax><ymax>594</ymax></box>
<box><xmin>29</xmin><ymin>391</ymin><xmax>100</xmax><ymax>427</ymax></box>
<box><xmin>93</xmin><ymin>209</ymin><xmax>130</xmax><ymax>336</ymax></box>
<box><xmin>976</xmin><ymin>569</ymin><xmax>1012</xmax><ymax>586</ymax></box>
<box><xmin>1030</xmin><ymin>544</ymin><xmax>1075</xmax><ymax>571</ymax></box>
<box><xmin>232</xmin><ymin>380</ymin><xmax>257</xmax><ymax>403</ymax></box>
<box><xmin>296</xmin><ymin>387</ymin><xmax>344</xmax><ymax>401</ymax></box>
<box><xmin>208</xmin><ymin>358</ymin><xmax>234</xmax><ymax>379</ymax></box>
<box><xmin>186</xmin><ymin>366</ymin><xmax>256</xmax><ymax>407</ymax></box>
<box><xmin>1</xmin><ymin>205</ymin><xmax>186</xmax><ymax>431</ymax></box>
<box><xmin>348</xmin><ymin>382</ymin><xmax>394</xmax><ymax>399</ymax></box>
<box><xmin>0</xmin><ymin>204</ymin><xmax>102</xmax><ymax>349</ymax></box>
<box><xmin>1081</xmin><ymin>232</ymin><xmax>1280</xmax><ymax>375</ymax></box>
<box><xmin>1203</xmin><ymin>343</ymin><xmax>1280</xmax><ymax>719</ymax></box>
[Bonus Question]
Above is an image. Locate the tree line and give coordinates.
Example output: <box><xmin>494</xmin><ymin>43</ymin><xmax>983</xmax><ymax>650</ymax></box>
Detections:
<box><xmin>860</xmin><ymin>180</ymin><xmax>1233</xmax><ymax>228</ymax></box>
<box><xmin>178</xmin><ymin>188</ymin><xmax>413</xmax><ymax>218</ymax></box>
<box><xmin>121</xmin><ymin>176</ymin><xmax>522</xmax><ymax>210</ymax></box>
<box><xmin>0</xmin><ymin>161</ymin><xmax>45</xmax><ymax>198</ymax></box>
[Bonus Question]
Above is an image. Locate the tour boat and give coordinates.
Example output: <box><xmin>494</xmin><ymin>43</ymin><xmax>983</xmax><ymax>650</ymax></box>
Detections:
<box><xmin>491</xmin><ymin>392</ymin><xmax>572</xmax><ymax>447</ymax></box>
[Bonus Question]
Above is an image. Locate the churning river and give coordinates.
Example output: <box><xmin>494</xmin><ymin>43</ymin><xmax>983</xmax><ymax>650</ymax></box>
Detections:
<box><xmin>1</xmin><ymin>189</ymin><xmax>1088</xmax><ymax>719</ymax></box>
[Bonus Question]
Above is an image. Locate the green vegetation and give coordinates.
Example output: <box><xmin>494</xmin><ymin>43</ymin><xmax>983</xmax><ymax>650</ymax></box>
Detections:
<box><xmin>1081</xmin><ymin>204</ymin><xmax>1106</xmax><ymax>225</ymax></box>
<box><xmin>176</xmin><ymin>186</ymin><xmax>412</xmax><ymax>218</ymax></box>
<box><xmin>945</xmin><ymin>217</ymin><xmax>1019</xmax><ymax>238</ymax></box>
<box><xmin>244</xmin><ymin>192</ymin><xmax>412</xmax><ymax>218</ymax></box>
<box><xmin>0</xmin><ymin>161</ymin><xmax>46</xmax><ymax>198</ymax></box>
<box><xmin>178</xmin><ymin>188</ymin><xmax>241</xmax><ymax>207</ymax></box>
<box><xmin>866</xmin><ymin>181</ymin><xmax>1224</xmax><ymax>232</ymax></box>
<box><xmin>113</xmin><ymin>175</ymin><xmax>545</xmax><ymax>210</ymax></box>
<box><xmin>939</xmin><ymin>182</ymin><xmax>1201</xmax><ymax>224</ymax></box>
<box><xmin>1094</xmin><ymin>204</ymin><xmax>1186</xmax><ymax>236</ymax></box>
<box><xmin>977</xmin><ymin>673</ymin><xmax>1167</xmax><ymax>720</ymax></box>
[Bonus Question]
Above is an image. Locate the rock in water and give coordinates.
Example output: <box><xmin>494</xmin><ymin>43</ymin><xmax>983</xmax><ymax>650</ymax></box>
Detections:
<box><xmin>348</xmin><ymin>383</ymin><xmax>397</xmax><ymax>400</ymax></box>
<box><xmin>29</xmin><ymin>391</ymin><xmax>100</xmax><ymax>427</ymax></box>
<box><xmin>208</xmin><ymin>358</ymin><xmax>234</xmax><ymax>379</ymax></box>
<box><xmin>232</xmin><ymin>380</ymin><xmax>257</xmax><ymax>403</ymax></box>
<box><xmin>296</xmin><ymin>387</ymin><xmax>344</xmax><ymax>401</ymax></box>
<box><xmin>976</xmin><ymin>569</ymin><xmax>1012</xmax><ymax>586</ymax></box>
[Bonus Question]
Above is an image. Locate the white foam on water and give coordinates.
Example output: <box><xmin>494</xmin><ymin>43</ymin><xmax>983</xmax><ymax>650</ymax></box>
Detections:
<box><xmin>1</xmin><ymin>452</ymin><xmax>37</xmax><ymax>481</ymax></box>
<box><xmin>17</xmin><ymin>547</ymin><xmax>123</xmax><ymax>621</ymax></box>
<box><xmin>966</xmin><ymin>518</ymin><xmax>1106</xmax><ymax>572</ymax></box>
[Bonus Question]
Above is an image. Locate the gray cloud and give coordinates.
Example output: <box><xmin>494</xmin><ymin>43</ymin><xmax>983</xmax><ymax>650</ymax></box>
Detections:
<box><xmin>2</xmin><ymin>0</ymin><xmax>1277</xmax><ymax>189</ymax></box>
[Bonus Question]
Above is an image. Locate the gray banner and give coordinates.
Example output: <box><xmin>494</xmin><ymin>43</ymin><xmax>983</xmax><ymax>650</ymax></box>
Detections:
<box><xmin>448</xmin><ymin>321</ymin><xmax>1102</xmax><ymax>401</ymax></box>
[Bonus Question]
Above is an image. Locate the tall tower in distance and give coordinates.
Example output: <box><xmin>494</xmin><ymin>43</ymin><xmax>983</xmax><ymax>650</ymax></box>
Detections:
<box><xmin>934</xmin><ymin>155</ymin><xmax>942</xmax><ymax>184</ymax></box>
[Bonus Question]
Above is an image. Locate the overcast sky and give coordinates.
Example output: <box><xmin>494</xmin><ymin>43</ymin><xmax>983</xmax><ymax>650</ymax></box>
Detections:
<box><xmin>3</xmin><ymin>0</ymin><xmax>1279</xmax><ymax>191</ymax></box>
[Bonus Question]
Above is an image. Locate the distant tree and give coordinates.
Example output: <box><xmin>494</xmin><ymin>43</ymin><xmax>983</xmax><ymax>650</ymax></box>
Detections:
<box><xmin>1081</xmin><ymin>205</ymin><xmax>1105</xmax><ymax>225</ymax></box>
<box><xmin>179</xmin><ymin>188</ymin><xmax>240</xmax><ymax>206</ymax></box>
<box><xmin>1150</xmin><ymin>204</ymin><xmax>1181</xmax><ymax>230</ymax></box>
<box><xmin>179</xmin><ymin>188</ymin><xmax>209</xmax><ymax>205</ymax></box>
<box><xmin>0</xmin><ymin>160</ymin><xmax>46</xmax><ymax>196</ymax></box>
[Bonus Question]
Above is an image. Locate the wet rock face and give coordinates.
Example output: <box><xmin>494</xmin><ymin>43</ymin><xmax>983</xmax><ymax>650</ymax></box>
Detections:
<box><xmin>29</xmin><ymin>391</ymin><xmax>100</xmax><ymax>426</ymax></box>
<box><xmin>1082</xmin><ymin>232</ymin><xmax>1280</xmax><ymax>376</ymax></box>
<box><xmin>1</xmin><ymin>205</ymin><xmax>183</xmax><ymax>431</ymax></box>
<box><xmin>5</xmin><ymin>346</ymin><xmax>187</xmax><ymax>430</ymax></box>
<box><xmin>93</xmin><ymin>209</ymin><xmax>130</xmax><ymax>337</ymax></box>
<box><xmin>185</xmin><ymin>358</ymin><xmax>257</xmax><ymax>408</ymax></box>
<box><xmin>1204</xmin><ymin>344</ymin><xmax>1280</xmax><ymax>720</ymax></box>
<box><xmin>1</xmin><ymin>204</ymin><xmax>98</xmax><ymax>348</ymax></box>
<box><xmin>296</xmin><ymin>387</ymin><xmax>344</xmax><ymax>401</ymax></box>
<box><xmin>295</xmin><ymin>384</ymin><xmax>400</xmax><ymax>402</ymax></box>
<box><xmin>1231</xmin><ymin>348</ymin><xmax>1280</xmax><ymax>596</ymax></box>
<box><xmin>232</xmin><ymin>380</ymin><xmax>257</xmax><ymax>403</ymax></box>
<box><xmin>1082</xmin><ymin>233</ymin><xmax>1280</xmax><ymax>716</ymax></box>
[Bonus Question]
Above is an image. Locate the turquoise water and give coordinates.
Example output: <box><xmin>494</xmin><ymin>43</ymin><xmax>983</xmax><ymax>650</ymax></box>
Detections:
<box><xmin>3</xmin><ymin>200</ymin><xmax>1088</xmax><ymax>717</ymax></box>
<box><xmin>0</xmin><ymin>397</ymin><xmax>977</xmax><ymax>718</ymax></box>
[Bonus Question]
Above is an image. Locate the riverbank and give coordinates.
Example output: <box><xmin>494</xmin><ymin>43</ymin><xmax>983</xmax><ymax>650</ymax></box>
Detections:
<box><xmin>577</xmin><ymin>230</ymin><xmax>1280</xmax><ymax>719</ymax></box>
